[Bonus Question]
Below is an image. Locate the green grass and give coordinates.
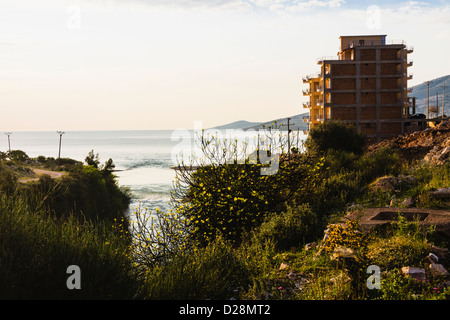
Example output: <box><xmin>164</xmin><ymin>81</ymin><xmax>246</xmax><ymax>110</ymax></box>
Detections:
<box><xmin>0</xmin><ymin>193</ymin><xmax>138</xmax><ymax>299</ymax></box>
<box><xmin>1</xmin><ymin>136</ymin><xmax>449</xmax><ymax>300</ymax></box>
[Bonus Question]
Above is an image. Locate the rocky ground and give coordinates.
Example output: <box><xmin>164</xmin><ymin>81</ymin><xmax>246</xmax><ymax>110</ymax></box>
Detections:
<box><xmin>367</xmin><ymin>120</ymin><xmax>450</xmax><ymax>165</ymax></box>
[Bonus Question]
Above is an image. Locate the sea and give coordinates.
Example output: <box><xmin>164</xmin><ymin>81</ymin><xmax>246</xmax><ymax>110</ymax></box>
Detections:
<box><xmin>3</xmin><ymin>129</ymin><xmax>306</xmax><ymax>215</ymax></box>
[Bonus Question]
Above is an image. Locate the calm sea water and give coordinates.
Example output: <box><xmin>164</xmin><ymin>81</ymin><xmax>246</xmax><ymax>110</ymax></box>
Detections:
<box><xmin>3</xmin><ymin>129</ymin><xmax>306</xmax><ymax>214</ymax></box>
<box><xmin>3</xmin><ymin>130</ymin><xmax>180</xmax><ymax>213</ymax></box>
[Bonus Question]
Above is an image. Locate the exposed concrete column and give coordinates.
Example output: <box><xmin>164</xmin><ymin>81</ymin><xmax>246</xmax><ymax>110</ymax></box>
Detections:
<box><xmin>355</xmin><ymin>49</ymin><xmax>361</xmax><ymax>132</ymax></box>
<box><xmin>375</xmin><ymin>48</ymin><xmax>381</xmax><ymax>142</ymax></box>
<box><xmin>400</xmin><ymin>47</ymin><xmax>406</xmax><ymax>135</ymax></box>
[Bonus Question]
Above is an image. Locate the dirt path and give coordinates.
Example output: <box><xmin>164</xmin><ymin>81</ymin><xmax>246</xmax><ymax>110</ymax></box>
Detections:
<box><xmin>18</xmin><ymin>168</ymin><xmax>66</xmax><ymax>183</ymax></box>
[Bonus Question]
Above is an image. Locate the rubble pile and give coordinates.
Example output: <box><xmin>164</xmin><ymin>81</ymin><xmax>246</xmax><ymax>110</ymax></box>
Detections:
<box><xmin>367</xmin><ymin>120</ymin><xmax>450</xmax><ymax>164</ymax></box>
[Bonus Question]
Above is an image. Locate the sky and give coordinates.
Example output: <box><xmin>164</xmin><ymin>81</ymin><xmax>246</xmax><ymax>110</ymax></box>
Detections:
<box><xmin>1</xmin><ymin>0</ymin><xmax>449</xmax><ymax>131</ymax></box>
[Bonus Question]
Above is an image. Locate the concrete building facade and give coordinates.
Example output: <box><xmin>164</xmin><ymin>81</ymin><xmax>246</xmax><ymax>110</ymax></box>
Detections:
<box><xmin>303</xmin><ymin>35</ymin><xmax>417</xmax><ymax>143</ymax></box>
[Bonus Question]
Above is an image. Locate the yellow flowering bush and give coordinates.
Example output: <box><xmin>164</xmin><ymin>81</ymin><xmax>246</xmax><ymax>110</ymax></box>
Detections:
<box><xmin>175</xmin><ymin>156</ymin><xmax>326</xmax><ymax>246</ymax></box>
<box><xmin>129</xmin><ymin>205</ymin><xmax>192</xmax><ymax>270</ymax></box>
<box><xmin>321</xmin><ymin>219</ymin><xmax>369</xmax><ymax>255</ymax></box>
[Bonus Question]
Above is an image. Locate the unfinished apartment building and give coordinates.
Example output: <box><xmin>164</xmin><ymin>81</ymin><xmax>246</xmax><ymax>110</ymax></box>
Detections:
<box><xmin>303</xmin><ymin>35</ymin><xmax>416</xmax><ymax>143</ymax></box>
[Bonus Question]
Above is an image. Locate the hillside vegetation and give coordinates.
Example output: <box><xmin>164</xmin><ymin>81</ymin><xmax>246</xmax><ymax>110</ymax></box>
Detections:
<box><xmin>0</xmin><ymin>150</ymin><xmax>134</xmax><ymax>298</ymax></box>
<box><xmin>133</xmin><ymin>120</ymin><xmax>450</xmax><ymax>300</ymax></box>
<box><xmin>1</xmin><ymin>121</ymin><xmax>449</xmax><ymax>300</ymax></box>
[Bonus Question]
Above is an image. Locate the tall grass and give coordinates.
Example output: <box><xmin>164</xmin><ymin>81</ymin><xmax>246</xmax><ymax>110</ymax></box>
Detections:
<box><xmin>0</xmin><ymin>193</ymin><xmax>138</xmax><ymax>299</ymax></box>
<box><xmin>139</xmin><ymin>236</ymin><xmax>250</xmax><ymax>300</ymax></box>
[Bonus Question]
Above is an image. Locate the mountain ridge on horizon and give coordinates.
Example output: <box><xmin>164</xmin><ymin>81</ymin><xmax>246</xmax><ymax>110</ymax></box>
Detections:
<box><xmin>210</xmin><ymin>113</ymin><xmax>309</xmax><ymax>131</ymax></box>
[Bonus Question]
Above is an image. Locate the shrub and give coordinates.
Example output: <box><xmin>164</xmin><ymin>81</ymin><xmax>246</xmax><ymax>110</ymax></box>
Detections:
<box><xmin>140</xmin><ymin>236</ymin><xmax>249</xmax><ymax>299</ymax></box>
<box><xmin>321</xmin><ymin>219</ymin><xmax>369</xmax><ymax>256</ymax></box>
<box><xmin>367</xmin><ymin>214</ymin><xmax>431</xmax><ymax>269</ymax></box>
<box><xmin>130</xmin><ymin>206</ymin><xmax>192</xmax><ymax>269</ymax></box>
<box><xmin>379</xmin><ymin>269</ymin><xmax>449</xmax><ymax>300</ymax></box>
<box><xmin>356</xmin><ymin>147</ymin><xmax>403</xmax><ymax>182</ymax></box>
<box><xmin>0</xmin><ymin>193</ymin><xmax>136</xmax><ymax>299</ymax></box>
<box><xmin>17</xmin><ymin>164</ymin><xmax>130</xmax><ymax>224</ymax></box>
<box><xmin>253</xmin><ymin>204</ymin><xmax>321</xmax><ymax>251</ymax></box>
<box><xmin>6</xmin><ymin>150</ymin><xmax>29</xmax><ymax>162</ymax></box>
<box><xmin>0</xmin><ymin>163</ymin><xmax>17</xmax><ymax>195</ymax></box>
<box><xmin>305</xmin><ymin>120</ymin><xmax>366</xmax><ymax>156</ymax></box>
<box><xmin>175</xmin><ymin>157</ymin><xmax>322</xmax><ymax>246</ymax></box>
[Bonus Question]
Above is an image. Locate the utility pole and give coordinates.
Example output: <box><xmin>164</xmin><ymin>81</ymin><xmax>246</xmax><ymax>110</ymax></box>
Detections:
<box><xmin>287</xmin><ymin>117</ymin><xmax>291</xmax><ymax>156</ymax></box>
<box><xmin>426</xmin><ymin>81</ymin><xmax>432</xmax><ymax>119</ymax></box>
<box><xmin>440</xmin><ymin>82</ymin><xmax>446</xmax><ymax>118</ymax></box>
<box><xmin>435</xmin><ymin>91</ymin><xmax>439</xmax><ymax>118</ymax></box>
<box><xmin>4</xmin><ymin>132</ymin><xmax>12</xmax><ymax>152</ymax></box>
<box><xmin>57</xmin><ymin>131</ymin><xmax>65</xmax><ymax>159</ymax></box>
<box><xmin>282</xmin><ymin>117</ymin><xmax>295</xmax><ymax>157</ymax></box>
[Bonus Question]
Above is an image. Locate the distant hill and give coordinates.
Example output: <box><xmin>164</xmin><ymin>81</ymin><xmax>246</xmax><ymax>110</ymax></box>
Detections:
<box><xmin>212</xmin><ymin>120</ymin><xmax>262</xmax><ymax>130</ymax></box>
<box><xmin>410</xmin><ymin>74</ymin><xmax>450</xmax><ymax>115</ymax></box>
<box><xmin>211</xmin><ymin>113</ymin><xmax>309</xmax><ymax>131</ymax></box>
<box><xmin>244</xmin><ymin>113</ymin><xmax>309</xmax><ymax>131</ymax></box>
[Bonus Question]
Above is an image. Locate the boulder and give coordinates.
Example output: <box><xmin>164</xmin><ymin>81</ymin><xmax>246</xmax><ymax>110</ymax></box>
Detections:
<box><xmin>305</xmin><ymin>242</ymin><xmax>317</xmax><ymax>251</ymax></box>
<box><xmin>430</xmin><ymin>246</ymin><xmax>450</xmax><ymax>264</ymax></box>
<box><xmin>370</xmin><ymin>176</ymin><xmax>398</xmax><ymax>192</ymax></box>
<box><xmin>401</xmin><ymin>267</ymin><xmax>426</xmax><ymax>281</ymax></box>
<box><xmin>369</xmin><ymin>175</ymin><xmax>415</xmax><ymax>193</ymax></box>
<box><xmin>390</xmin><ymin>197</ymin><xmax>415</xmax><ymax>207</ymax></box>
<box><xmin>279</xmin><ymin>263</ymin><xmax>290</xmax><ymax>271</ymax></box>
<box><xmin>429</xmin><ymin>263</ymin><xmax>450</xmax><ymax>276</ymax></box>
<box><xmin>427</xmin><ymin>252</ymin><xmax>439</xmax><ymax>263</ymax></box>
<box><xmin>401</xmin><ymin>197</ymin><xmax>415</xmax><ymax>207</ymax></box>
<box><xmin>429</xmin><ymin>188</ymin><xmax>450</xmax><ymax>199</ymax></box>
<box><xmin>390</xmin><ymin>197</ymin><xmax>401</xmax><ymax>206</ymax></box>
<box><xmin>331</xmin><ymin>246</ymin><xmax>358</xmax><ymax>261</ymax></box>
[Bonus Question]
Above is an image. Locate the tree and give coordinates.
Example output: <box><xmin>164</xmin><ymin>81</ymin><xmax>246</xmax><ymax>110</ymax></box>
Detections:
<box><xmin>305</xmin><ymin>120</ymin><xmax>366</xmax><ymax>156</ymax></box>
<box><xmin>103</xmin><ymin>158</ymin><xmax>115</xmax><ymax>174</ymax></box>
<box><xmin>85</xmin><ymin>150</ymin><xmax>100</xmax><ymax>168</ymax></box>
<box><xmin>6</xmin><ymin>150</ymin><xmax>29</xmax><ymax>162</ymax></box>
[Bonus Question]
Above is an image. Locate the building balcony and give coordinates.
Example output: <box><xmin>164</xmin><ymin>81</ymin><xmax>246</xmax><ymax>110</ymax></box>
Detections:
<box><xmin>347</xmin><ymin>39</ymin><xmax>407</xmax><ymax>49</ymax></box>
<box><xmin>303</xmin><ymin>116</ymin><xmax>310</xmax><ymax>123</ymax></box>
<box><xmin>315</xmin><ymin>115</ymin><xmax>324</xmax><ymax>122</ymax></box>
<box><xmin>316</xmin><ymin>56</ymin><xmax>340</xmax><ymax>64</ymax></box>
<box><xmin>315</xmin><ymin>86</ymin><xmax>323</xmax><ymax>92</ymax></box>
<box><xmin>407</xmin><ymin>46</ymin><xmax>414</xmax><ymax>53</ymax></box>
<box><xmin>407</xmin><ymin>73</ymin><xmax>413</xmax><ymax>80</ymax></box>
<box><xmin>407</xmin><ymin>60</ymin><xmax>413</xmax><ymax>67</ymax></box>
<box><xmin>302</xmin><ymin>73</ymin><xmax>322</xmax><ymax>82</ymax></box>
<box><xmin>303</xmin><ymin>101</ymin><xmax>311</xmax><ymax>108</ymax></box>
<box><xmin>303</xmin><ymin>88</ymin><xmax>311</xmax><ymax>95</ymax></box>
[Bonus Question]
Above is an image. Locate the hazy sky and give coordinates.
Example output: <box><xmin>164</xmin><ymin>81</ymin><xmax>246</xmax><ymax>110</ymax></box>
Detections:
<box><xmin>1</xmin><ymin>0</ymin><xmax>449</xmax><ymax>131</ymax></box>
